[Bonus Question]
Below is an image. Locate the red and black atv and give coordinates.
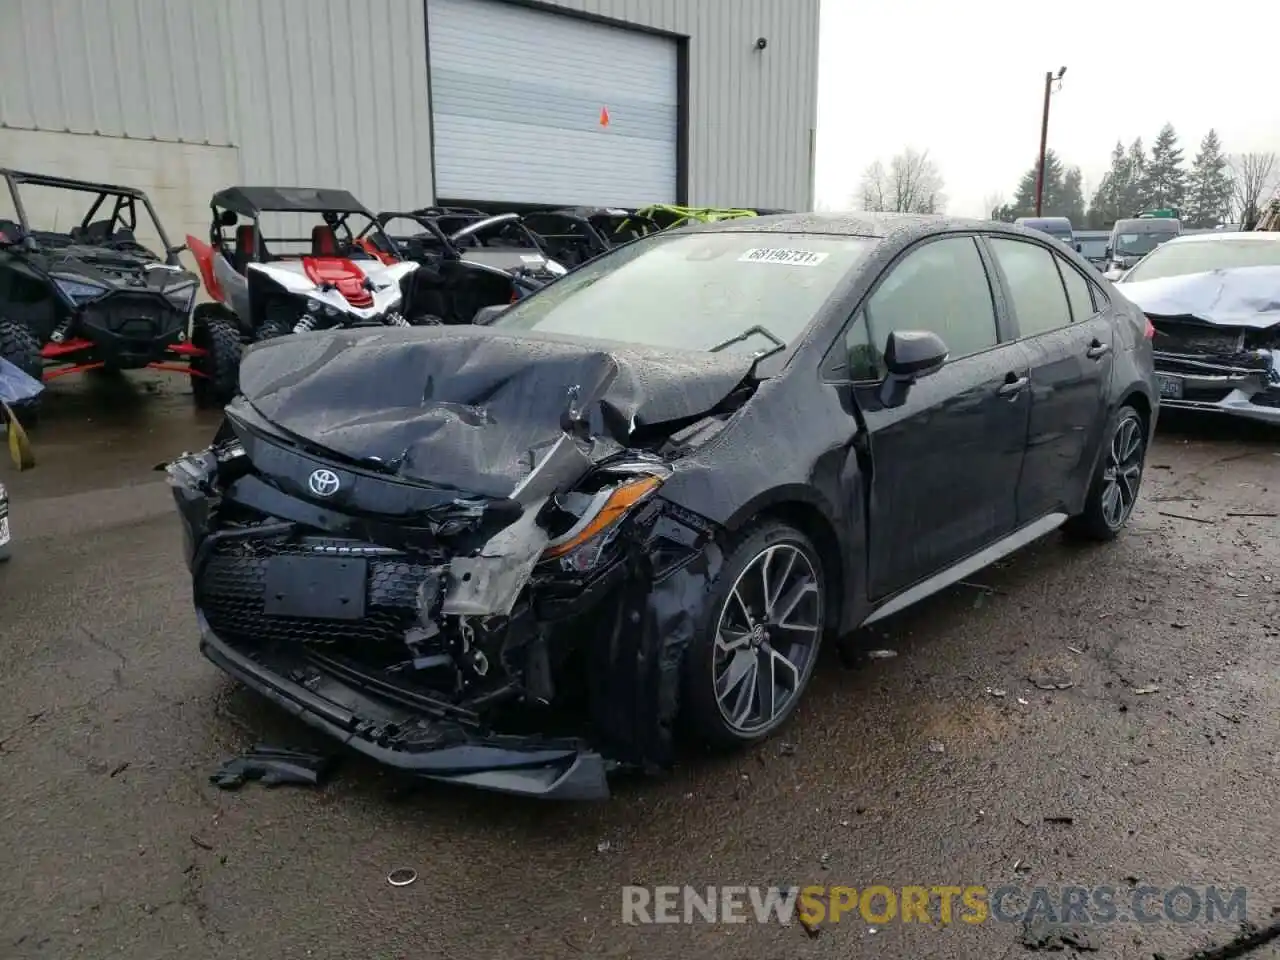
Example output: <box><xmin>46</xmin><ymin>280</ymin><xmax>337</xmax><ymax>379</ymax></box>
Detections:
<box><xmin>0</xmin><ymin>169</ymin><xmax>242</xmax><ymax>414</ymax></box>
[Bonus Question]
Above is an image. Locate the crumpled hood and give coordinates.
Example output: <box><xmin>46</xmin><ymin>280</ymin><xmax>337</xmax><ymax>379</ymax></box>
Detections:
<box><xmin>1121</xmin><ymin>265</ymin><xmax>1280</xmax><ymax>329</ymax></box>
<box><xmin>236</xmin><ymin>325</ymin><xmax>755</xmax><ymax>498</ymax></box>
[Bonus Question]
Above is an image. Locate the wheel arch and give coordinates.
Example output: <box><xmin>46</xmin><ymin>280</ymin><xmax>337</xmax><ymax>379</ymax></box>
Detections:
<box><xmin>722</xmin><ymin>486</ymin><xmax>845</xmax><ymax>635</ymax></box>
<box><xmin>1120</xmin><ymin>388</ymin><xmax>1154</xmax><ymax>440</ymax></box>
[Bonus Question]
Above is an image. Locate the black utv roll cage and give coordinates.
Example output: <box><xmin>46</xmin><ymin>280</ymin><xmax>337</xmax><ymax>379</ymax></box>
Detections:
<box><xmin>0</xmin><ymin>168</ymin><xmax>181</xmax><ymax>265</ymax></box>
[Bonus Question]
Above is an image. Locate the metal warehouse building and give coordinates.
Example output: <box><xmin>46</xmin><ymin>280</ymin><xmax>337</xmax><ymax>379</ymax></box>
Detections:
<box><xmin>0</xmin><ymin>0</ymin><xmax>820</xmax><ymax>242</ymax></box>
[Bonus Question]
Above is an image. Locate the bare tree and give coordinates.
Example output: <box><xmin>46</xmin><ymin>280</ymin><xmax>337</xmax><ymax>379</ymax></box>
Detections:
<box><xmin>858</xmin><ymin>160</ymin><xmax>889</xmax><ymax>212</ymax></box>
<box><xmin>856</xmin><ymin>148</ymin><xmax>946</xmax><ymax>214</ymax></box>
<box><xmin>1228</xmin><ymin>152</ymin><xmax>1277</xmax><ymax>228</ymax></box>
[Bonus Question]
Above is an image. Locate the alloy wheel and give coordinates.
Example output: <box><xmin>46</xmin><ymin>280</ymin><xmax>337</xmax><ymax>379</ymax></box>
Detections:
<box><xmin>1100</xmin><ymin>413</ymin><xmax>1144</xmax><ymax>529</ymax></box>
<box><xmin>712</xmin><ymin>543</ymin><xmax>823</xmax><ymax>735</ymax></box>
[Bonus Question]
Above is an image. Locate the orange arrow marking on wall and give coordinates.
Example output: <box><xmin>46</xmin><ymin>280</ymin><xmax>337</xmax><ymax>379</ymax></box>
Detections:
<box><xmin>599</xmin><ymin>106</ymin><xmax>610</xmax><ymax>127</ymax></box>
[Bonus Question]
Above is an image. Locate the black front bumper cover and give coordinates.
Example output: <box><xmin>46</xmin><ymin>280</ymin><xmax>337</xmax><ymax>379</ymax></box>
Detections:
<box><xmin>197</xmin><ymin>611</ymin><xmax>610</xmax><ymax>800</ymax></box>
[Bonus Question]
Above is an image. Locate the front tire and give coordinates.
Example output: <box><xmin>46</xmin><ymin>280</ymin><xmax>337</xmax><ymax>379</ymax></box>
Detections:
<box><xmin>189</xmin><ymin>306</ymin><xmax>243</xmax><ymax>409</ymax></box>
<box><xmin>0</xmin><ymin>316</ymin><xmax>43</xmax><ymax>426</ymax></box>
<box><xmin>1065</xmin><ymin>403</ymin><xmax>1147</xmax><ymax>542</ymax></box>
<box><xmin>681</xmin><ymin>520</ymin><xmax>826</xmax><ymax>749</ymax></box>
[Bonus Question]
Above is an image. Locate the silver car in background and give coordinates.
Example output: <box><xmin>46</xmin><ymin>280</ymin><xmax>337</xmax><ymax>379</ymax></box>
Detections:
<box><xmin>1115</xmin><ymin>232</ymin><xmax>1280</xmax><ymax>424</ymax></box>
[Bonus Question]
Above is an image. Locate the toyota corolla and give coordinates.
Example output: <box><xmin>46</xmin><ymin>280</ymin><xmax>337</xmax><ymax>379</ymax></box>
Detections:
<box><xmin>167</xmin><ymin>213</ymin><xmax>1158</xmax><ymax>799</ymax></box>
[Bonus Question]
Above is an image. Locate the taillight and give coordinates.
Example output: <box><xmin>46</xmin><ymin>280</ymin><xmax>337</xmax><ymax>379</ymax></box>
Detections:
<box><xmin>1143</xmin><ymin>316</ymin><xmax>1156</xmax><ymax>339</ymax></box>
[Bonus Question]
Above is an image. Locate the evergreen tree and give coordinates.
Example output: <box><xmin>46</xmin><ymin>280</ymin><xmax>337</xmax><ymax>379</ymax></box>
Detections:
<box><xmin>1185</xmin><ymin>129</ymin><xmax>1232</xmax><ymax>227</ymax></box>
<box><xmin>1122</xmin><ymin>138</ymin><xmax>1148</xmax><ymax>214</ymax></box>
<box><xmin>1088</xmin><ymin>141</ymin><xmax>1131</xmax><ymax>227</ymax></box>
<box><xmin>1141</xmin><ymin>123</ymin><xmax>1187</xmax><ymax>212</ymax></box>
<box><xmin>1060</xmin><ymin>167</ymin><xmax>1086</xmax><ymax>224</ymax></box>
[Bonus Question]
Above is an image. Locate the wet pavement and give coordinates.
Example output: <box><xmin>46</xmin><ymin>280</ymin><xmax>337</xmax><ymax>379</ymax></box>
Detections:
<box><xmin>2</xmin><ymin>375</ymin><xmax>1278</xmax><ymax>960</ymax></box>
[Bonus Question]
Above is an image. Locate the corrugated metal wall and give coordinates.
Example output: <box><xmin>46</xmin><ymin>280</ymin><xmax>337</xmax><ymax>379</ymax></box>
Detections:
<box><xmin>0</xmin><ymin>0</ymin><xmax>818</xmax><ymax>212</ymax></box>
<box><xmin>221</xmin><ymin>0</ymin><xmax>434</xmax><ymax>212</ymax></box>
<box><xmin>531</xmin><ymin>0</ymin><xmax>821</xmax><ymax>210</ymax></box>
<box><xmin>0</xmin><ymin>0</ymin><xmax>234</xmax><ymax>144</ymax></box>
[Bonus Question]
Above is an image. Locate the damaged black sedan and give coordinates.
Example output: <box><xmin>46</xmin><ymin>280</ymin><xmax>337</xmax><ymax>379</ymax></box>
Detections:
<box><xmin>168</xmin><ymin>214</ymin><xmax>1157</xmax><ymax>799</ymax></box>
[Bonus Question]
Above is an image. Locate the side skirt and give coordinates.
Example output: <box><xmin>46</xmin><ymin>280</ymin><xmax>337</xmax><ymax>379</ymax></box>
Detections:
<box><xmin>860</xmin><ymin>512</ymin><xmax>1068</xmax><ymax>627</ymax></box>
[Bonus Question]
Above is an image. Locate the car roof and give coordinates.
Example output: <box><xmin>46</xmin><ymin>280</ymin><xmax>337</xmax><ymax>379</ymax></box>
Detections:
<box><xmin>1159</xmin><ymin>231</ymin><xmax>1280</xmax><ymax>246</ymax></box>
<box><xmin>675</xmin><ymin>211</ymin><xmax>1058</xmax><ymax>245</ymax></box>
<box><xmin>212</xmin><ymin>186</ymin><xmax>369</xmax><ymax>216</ymax></box>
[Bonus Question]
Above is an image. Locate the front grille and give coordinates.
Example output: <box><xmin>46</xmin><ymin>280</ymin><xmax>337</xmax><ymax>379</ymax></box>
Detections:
<box><xmin>1152</xmin><ymin>321</ymin><xmax>1244</xmax><ymax>357</ymax></box>
<box><xmin>82</xmin><ymin>293</ymin><xmax>183</xmax><ymax>339</ymax></box>
<box><xmin>200</xmin><ymin>532</ymin><xmax>437</xmax><ymax>651</ymax></box>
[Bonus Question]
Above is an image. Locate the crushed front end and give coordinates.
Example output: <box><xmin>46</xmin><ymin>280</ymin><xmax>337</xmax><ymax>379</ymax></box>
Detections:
<box><xmin>166</xmin><ymin>403</ymin><xmax>722</xmax><ymax>800</ymax></box>
<box><xmin>1149</xmin><ymin>316</ymin><xmax>1280</xmax><ymax>423</ymax></box>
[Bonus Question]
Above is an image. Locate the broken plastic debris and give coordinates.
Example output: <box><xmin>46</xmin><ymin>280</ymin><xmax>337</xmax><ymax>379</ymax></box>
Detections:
<box><xmin>596</xmin><ymin>840</ymin><xmax>612</xmax><ymax>853</ymax></box>
<box><xmin>986</xmin><ymin>687</ymin><xmax>1007</xmax><ymax>698</ymax></box>
<box><xmin>865</xmin><ymin>649</ymin><xmax>898</xmax><ymax>659</ymax></box>
<box><xmin>1133</xmin><ymin>685</ymin><xmax>1161</xmax><ymax>695</ymax></box>
<box><xmin>209</xmin><ymin>745</ymin><xmax>335</xmax><ymax>790</ymax></box>
<box><xmin>1017</xmin><ymin>697</ymin><xmax>1030</xmax><ymax>706</ymax></box>
<box><xmin>387</xmin><ymin>868</ymin><xmax>418</xmax><ymax>887</ymax></box>
<box><xmin>927</xmin><ymin>740</ymin><xmax>945</xmax><ymax>754</ymax></box>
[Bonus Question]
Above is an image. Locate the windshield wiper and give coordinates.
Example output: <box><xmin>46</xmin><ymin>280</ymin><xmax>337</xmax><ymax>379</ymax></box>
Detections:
<box><xmin>709</xmin><ymin>324</ymin><xmax>786</xmax><ymax>362</ymax></box>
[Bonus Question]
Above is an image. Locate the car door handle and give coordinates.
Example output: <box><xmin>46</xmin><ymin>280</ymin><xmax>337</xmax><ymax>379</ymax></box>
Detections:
<box><xmin>1086</xmin><ymin>340</ymin><xmax>1111</xmax><ymax>359</ymax></box>
<box><xmin>997</xmin><ymin>375</ymin><xmax>1029</xmax><ymax>398</ymax></box>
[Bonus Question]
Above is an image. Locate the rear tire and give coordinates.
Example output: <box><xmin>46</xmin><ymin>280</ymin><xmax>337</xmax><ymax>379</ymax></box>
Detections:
<box><xmin>1064</xmin><ymin>404</ymin><xmax>1147</xmax><ymax>542</ymax></box>
<box><xmin>189</xmin><ymin>306</ymin><xmax>242</xmax><ymax>409</ymax></box>
<box><xmin>0</xmin><ymin>316</ymin><xmax>43</xmax><ymax>426</ymax></box>
<box><xmin>681</xmin><ymin>520</ymin><xmax>826</xmax><ymax>749</ymax></box>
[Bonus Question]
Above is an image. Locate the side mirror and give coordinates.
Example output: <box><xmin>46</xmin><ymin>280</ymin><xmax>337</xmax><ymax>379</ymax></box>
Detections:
<box><xmin>879</xmin><ymin>330</ymin><xmax>948</xmax><ymax>408</ymax></box>
<box><xmin>217</xmin><ymin>209</ymin><xmax>238</xmax><ymax>227</ymax></box>
<box><xmin>1074</xmin><ymin>242</ymin><xmax>1082</xmax><ymax>253</ymax></box>
<box><xmin>472</xmin><ymin>303</ymin><xmax>509</xmax><ymax>325</ymax></box>
<box><xmin>884</xmin><ymin>330</ymin><xmax>948</xmax><ymax>378</ymax></box>
<box><xmin>1104</xmin><ymin>245</ymin><xmax>1112</xmax><ymax>259</ymax></box>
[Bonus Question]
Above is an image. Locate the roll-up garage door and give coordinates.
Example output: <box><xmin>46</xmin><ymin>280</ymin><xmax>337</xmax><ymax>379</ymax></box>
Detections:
<box><xmin>426</xmin><ymin>0</ymin><xmax>678</xmax><ymax>207</ymax></box>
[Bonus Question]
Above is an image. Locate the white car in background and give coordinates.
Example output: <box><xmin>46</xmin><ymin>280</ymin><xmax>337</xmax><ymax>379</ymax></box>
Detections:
<box><xmin>1115</xmin><ymin>232</ymin><xmax>1280</xmax><ymax>423</ymax></box>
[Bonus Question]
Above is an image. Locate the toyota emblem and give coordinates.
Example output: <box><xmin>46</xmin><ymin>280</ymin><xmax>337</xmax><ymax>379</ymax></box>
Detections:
<box><xmin>308</xmin><ymin>468</ymin><xmax>341</xmax><ymax>497</ymax></box>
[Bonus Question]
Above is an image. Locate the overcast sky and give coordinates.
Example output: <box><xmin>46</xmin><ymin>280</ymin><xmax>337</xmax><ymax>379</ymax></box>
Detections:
<box><xmin>813</xmin><ymin>0</ymin><xmax>1280</xmax><ymax>217</ymax></box>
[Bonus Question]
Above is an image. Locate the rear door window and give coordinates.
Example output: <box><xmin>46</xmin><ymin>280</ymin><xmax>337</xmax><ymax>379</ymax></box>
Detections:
<box><xmin>988</xmin><ymin>238</ymin><xmax>1072</xmax><ymax>337</ymax></box>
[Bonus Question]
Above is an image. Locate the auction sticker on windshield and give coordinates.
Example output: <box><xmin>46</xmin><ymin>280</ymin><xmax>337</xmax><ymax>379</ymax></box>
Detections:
<box><xmin>738</xmin><ymin>248</ymin><xmax>829</xmax><ymax>266</ymax></box>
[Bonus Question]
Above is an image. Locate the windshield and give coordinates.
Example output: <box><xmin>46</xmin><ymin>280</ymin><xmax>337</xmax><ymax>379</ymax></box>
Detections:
<box><xmin>491</xmin><ymin>231</ymin><xmax>875</xmax><ymax>354</ymax></box>
<box><xmin>1121</xmin><ymin>238</ymin><xmax>1280</xmax><ymax>283</ymax></box>
<box><xmin>1114</xmin><ymin>231</ymin><xmax>1174</xmax><ymax>258</ymax></box>
<box><xmin>1078</xmin><ymin>238</ymin><xmax>1108</xmax><ymax>259</ymax></box>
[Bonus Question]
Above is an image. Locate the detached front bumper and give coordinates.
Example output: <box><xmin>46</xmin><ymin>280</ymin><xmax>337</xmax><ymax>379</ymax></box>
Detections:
<box><xmin>1153</xmin><ymin>352</ymin><xmax>1280</xmax><ymax>425</ymax></box>
<box><xmin>198</xmin><ymin>611</ymin><xmax>611</xmax><ymax>800</ymax></box>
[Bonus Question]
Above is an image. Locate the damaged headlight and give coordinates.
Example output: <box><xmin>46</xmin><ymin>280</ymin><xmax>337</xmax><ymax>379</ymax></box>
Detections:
<box><xmin>542</xmin><ymin>473</ymin><xmax>664</xmax><ymax>573</ymax></box>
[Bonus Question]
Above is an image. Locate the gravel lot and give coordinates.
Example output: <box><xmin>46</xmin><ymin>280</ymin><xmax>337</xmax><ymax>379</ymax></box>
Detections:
<box><xmin>2</xmin><ymin>376</ymin><xmax>1277</xmax><ymax>960</ymax></box>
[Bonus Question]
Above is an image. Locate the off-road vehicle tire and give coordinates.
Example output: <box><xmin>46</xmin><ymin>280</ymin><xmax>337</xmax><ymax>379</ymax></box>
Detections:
<box><xmin>0</xmin><ymin>316</ymin><xmax>43</xmax><ymax>426</ymax></box>
<box><xmin>189</xmin><ymin>306</ymin><xmax>242</xmax><ymax>409</ymax></box>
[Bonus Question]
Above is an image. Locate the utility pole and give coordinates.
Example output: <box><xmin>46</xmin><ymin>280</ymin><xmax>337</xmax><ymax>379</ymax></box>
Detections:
<box><xmin>1034</xmin><ymin>66</ymin><xmax>1066</xmax><ymax>217</ymax></box>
